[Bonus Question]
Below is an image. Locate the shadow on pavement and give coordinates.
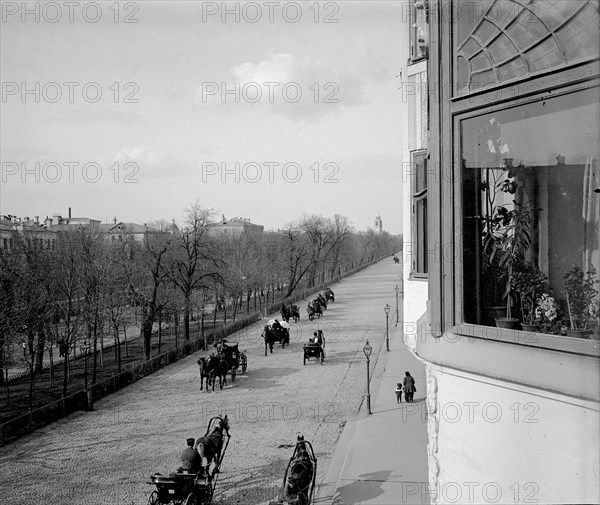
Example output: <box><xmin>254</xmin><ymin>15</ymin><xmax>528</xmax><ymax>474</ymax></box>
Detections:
<box><xmin>331</xmin><ymin>469</ymin><xmax>393</xmax><ymax>504</ymax></box>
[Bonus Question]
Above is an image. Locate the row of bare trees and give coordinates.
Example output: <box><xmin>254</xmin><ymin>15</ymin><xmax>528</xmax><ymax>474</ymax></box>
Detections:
<box><xmin>0</xmin><ymin>204</ymin><xmax>400</xmax><ymax>407</ymax></box>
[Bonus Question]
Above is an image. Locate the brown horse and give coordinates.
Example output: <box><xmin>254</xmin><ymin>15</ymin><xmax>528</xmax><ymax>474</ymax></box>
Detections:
<box><xmin>208</xmin><ymin>354</ymin><xmax>228</xmax><ymax>390</ymax></box>
<box><xmin>282</xmin><ymin>436</ymin><xmax>314</xmax><ymax>505</ymax></box>
<box><xmin>197</xmin><ymin>357</ymin><xmax>211</xmax><ymax>391</ymax></box>
<box><xmin>194</xmin><ymin>415</ymin><xmax>230</xmax><ymax>476</ymax></box>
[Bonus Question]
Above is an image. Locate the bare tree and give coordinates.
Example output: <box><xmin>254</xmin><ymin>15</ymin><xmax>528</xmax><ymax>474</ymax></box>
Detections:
<box><xmin>168</xmin><ymin>203</ymin><xmax>223</xmax><ymax>340</ymax></box>
<box><xmin>126</xmin><ymin>223</ymin><xmax>174</xmax><ymax>360</ymax></box>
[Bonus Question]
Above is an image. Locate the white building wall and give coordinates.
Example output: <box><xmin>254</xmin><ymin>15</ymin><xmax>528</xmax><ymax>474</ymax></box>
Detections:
<box><xmin>428</xmin><ymin>367</ymin><xmax>599</xmax><ymax>504</ymax></box>
<box><xmin>402</xmin><ymin>60</ymin><xmax>429</xmax><ymax>353</ymax></box>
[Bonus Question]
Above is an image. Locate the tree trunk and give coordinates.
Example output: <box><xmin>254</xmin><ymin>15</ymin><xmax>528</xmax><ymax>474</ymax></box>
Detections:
<box><xmin>35</xmin><ymin>326</ymin><xmax>45</xmax><ymax>373</ymax></box>
<box><xmin>142</xmin><ymin>316</ymin><xmax>153</xmax><ymax>360</ymax></box>
<box><xmin>184</xmin><ymin>304</ymin><xmax>190</xmax><ymax>340</ymax></box>
<box><xmin>158</xmin><ymin>311</ymin><xmax>162</xmax><ymax>352</ymax></box>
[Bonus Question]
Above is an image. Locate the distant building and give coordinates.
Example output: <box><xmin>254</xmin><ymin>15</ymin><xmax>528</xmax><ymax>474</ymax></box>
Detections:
<box><xmin>0</xmin><ymin>210</ymin><xmax>165</xmax><ymax>250</ymax></box>
<box><xmin>207</xmin><ymin>215</ymin><xmax>264</xmax><ymax>238</ymax></box>
<box><xmin>99</xmin><ymin>218</ymin><xmax>164</xmax><ymax>242</ymax></box>
<box><xmin>0</xmin><ymin>215</ymin><xmax>58</xmax><ymax>251</ymax></box>
<box><xmin>374</xmin><ymin>213</ymin><xmax>383</xmax><ymax>233</ymax></box>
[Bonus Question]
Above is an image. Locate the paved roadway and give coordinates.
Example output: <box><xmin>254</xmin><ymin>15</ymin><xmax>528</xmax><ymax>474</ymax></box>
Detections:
<box><xmin>0</xmin><ymin>258</ymin><xmax>403</xmax><ymax>505</ymax></box>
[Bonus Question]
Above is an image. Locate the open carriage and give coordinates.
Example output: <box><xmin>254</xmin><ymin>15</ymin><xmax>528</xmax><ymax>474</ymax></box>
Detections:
<box><xmin>262</xmin><ymin>319</ymin><xmax>291</xmax><ymax>356</ymax></box>
<box><xmin>269</xmin><ymin>436</ymin><xmax>317</xmax><ymax>505</ymax></box>
<box><xmin>147</xmin><ymin>416</ymin><xmax>231</xmax><ymax>505</ymax></box>
<box><xmin>215</xmin><ymin>340</ymin><xmax>247</xmax><ymax>381</ymax></box>
<box><xmin>303</xmin><ymin>331</ymin><xmax>325</xmax><ymax>365</ymax></box>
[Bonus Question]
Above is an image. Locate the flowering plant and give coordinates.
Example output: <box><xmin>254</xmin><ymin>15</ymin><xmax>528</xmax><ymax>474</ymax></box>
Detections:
<box><xmin>534</xmin><ymin>293</ymin><xmax>559</xmax><ymax>332</ymax></box>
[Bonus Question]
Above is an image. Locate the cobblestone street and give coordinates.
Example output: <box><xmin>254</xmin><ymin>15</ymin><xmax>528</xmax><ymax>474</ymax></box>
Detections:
<box><xmin>0</xmin><ymin>258</ymin><xmax>403</xmax><ymax>505</ymax></box>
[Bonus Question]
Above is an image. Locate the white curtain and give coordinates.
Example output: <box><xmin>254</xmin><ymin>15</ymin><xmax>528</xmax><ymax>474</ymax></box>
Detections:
<box><xmin>582</xmin><ymin>149</ymin><xmax>600</xmax><ymax>276</ymax></box>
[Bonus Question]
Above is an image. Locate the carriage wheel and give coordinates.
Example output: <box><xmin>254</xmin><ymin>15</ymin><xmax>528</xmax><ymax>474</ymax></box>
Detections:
<box><xmin>184</xmin><ymin>492</ymin><xmax>198</xmax><ymax>505</ymax></box>
<box><xmin>231</xmin><ymin>368</ymin><xmax>236</xmax><ymax>382</ymax></box>
<box><xmin>146</xmin><ymin>491</ymin><xmax>159</xmax><ymax>505</ymax></box>
<box><xmin>241</xmin><ymin>356</ymin><xmax>247</xmax><ymax>374</ymax></box>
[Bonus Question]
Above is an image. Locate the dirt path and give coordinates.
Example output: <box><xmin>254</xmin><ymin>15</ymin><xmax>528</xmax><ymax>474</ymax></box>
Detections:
<box><xmin>0</xmin><ymin>260</ymin><xmax>401</xmax><ymax>505</ymax></box>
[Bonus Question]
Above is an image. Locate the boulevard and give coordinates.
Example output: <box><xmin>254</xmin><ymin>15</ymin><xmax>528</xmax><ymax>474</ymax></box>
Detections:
<box><xmin>0</xmin><ymin>258</ymin><xmax>406</xmax><ymax>505</ymax></box>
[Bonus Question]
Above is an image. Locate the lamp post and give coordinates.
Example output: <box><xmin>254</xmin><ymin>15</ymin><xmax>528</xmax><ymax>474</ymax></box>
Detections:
<box><xmin>21</xmin><ymin>341</ymin><xmax>27</xmax><ymax>357</ymax></box>
<box><xmin>395</xmin><ymin>285</ymin><xmax>400</xmax><ymax>326</ymax></box>
<box><xmin>81</xmin><ymin>340</ymin><xmax>93</xmax><ymax>411</ymax></box>
<box><xmin>363</xmin><ymin>341</ymin><xmax>372</xmax><ymax>414</ymax></box>
<box><xmin>384</xmin><ymin>304</ymin><xmax>390</xmax><ymax>352</ymax></box>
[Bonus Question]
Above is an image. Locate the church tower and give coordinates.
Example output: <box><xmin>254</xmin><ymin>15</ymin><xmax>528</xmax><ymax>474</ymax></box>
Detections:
<box><xmin>374</xmin><ymin>213</ymin><xmax>382</xmax><ymax>233</ymax></box>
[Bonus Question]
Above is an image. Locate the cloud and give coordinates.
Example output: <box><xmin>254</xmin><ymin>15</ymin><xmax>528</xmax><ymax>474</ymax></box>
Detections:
<box><xmin>195</xmin><ymin>53</ymin><xmax>369</xmax><ymax>120</ymax></box>
<box><xmin>112</xmin><ymin>146</ymin><xmax>201</xmax><ymax>179</ymax></box>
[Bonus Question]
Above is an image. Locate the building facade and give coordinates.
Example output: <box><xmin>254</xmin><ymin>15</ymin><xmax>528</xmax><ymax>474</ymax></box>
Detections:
<box><xmin>207</xmin><ymin>215</ymin><xmax>264</xmax><ymax>238</ymax></box>
<box><xmin>402</xmin><ymin>1</ymin><xmax>599</xmax><ymax>503</ymax></box>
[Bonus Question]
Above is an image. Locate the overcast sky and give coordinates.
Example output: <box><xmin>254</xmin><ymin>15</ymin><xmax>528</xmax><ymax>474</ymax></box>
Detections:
<box><xmin>1</xmin><ymin>1</ymin><xmax>404</xmax><ymax>234</ymax></box>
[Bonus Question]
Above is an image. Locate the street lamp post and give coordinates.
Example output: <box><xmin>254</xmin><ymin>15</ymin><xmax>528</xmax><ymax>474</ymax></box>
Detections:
<box><xmin>395</xmin><ymin>285</ymin><xmax>400</xmax><ymax>326</ymax></box>
<box><xmin>384</xmin><ymin>304</ymin><xmax>390</xmax><ymax>352</ymax></box>
<box><xmin>363</xmin><ymin>341</ymin><xmax>372</xmax><ymax>414</ymax></box>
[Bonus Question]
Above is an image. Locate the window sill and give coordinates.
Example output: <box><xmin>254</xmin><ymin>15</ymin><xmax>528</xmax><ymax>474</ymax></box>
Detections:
<box><xmin>409</xmin><ymin>273</ymin><xmax>428</xmax><ymax>281</ymax></box>
<box><xmin>414</xmin><ymin>322</ymin><xmax>600</xmax><ymax>402</ymax></box>
<box><xmin>450</xmin><ymin>323</ymin><xmax>600</xmax><ymax>357</ymax></box>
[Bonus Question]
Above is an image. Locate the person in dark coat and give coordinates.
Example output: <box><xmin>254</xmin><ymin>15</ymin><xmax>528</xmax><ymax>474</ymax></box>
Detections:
<box><xmin>179</xmin><ymin>438</ymin><xmax>202</xmax><ymax>473</ymax></box>
<box><xmin>403</xmin><ymin>371</ymin><xmax>416</xmax><ymax>403</ymax></box>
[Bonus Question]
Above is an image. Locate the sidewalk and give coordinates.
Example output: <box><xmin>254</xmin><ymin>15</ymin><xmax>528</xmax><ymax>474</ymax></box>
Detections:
<box><xmin>317</xmin><ymin>318</ymin><xmax>430</xmax><ymax>505</ymax></box>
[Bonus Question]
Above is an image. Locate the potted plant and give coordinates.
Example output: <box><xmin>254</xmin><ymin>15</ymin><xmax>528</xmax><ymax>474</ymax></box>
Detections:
<box><xmin>534</xmin><ymin>293</ymin><xmax>561</xmax><ymax>334</ymax></box>
<box><xmin>484</xmin><ymin>200</ymin><xmax>533</xmax><ymax>329</ymax></box>
<box><xmin>511</xmin><ymin>261</ymin><xmax>549</xmax><ymax>332</ymax></box>
<box><xmin>562</xmin><ymin>266</ymin><xmax>599</xmax><ymax>338</ymax></box>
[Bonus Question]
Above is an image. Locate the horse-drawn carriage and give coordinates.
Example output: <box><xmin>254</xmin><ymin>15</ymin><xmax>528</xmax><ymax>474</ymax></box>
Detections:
<box><xmin>262</xmin><ymin>319</ymin><xmax>291</xmax><ymax>356</ymax></box>
<box><xmin>215</xmin><ymin>340</ymin><xmax>247</xmax><ymax>381</ymax></box>
<box><xmin>197</xmin><ymin>341</ymin><xmax>247</xmax><ymax>391</ymax></box>
<box><xmin>306</xmin><ymin>300</ymin><xmax>323</xmax><ymax>321</ymax></box>
<box><xmin>269</xmin><ymin>435</ymin><xmax>317</xmax><ymax>505</ymax></box>
<box><xmin>303</xmin><ymin>331</ymin><xmax>325</xmax><ymax>365</ymax></box>
<box><xmin>280</xmin><ymin>303</ymin><xmax>300</xmax><ymax>323</ymax></box>
<box><xmin>324</xmin><ymin>288</ymin><xmax>335</xmax><ymax>303</ymax></box>
<box><xmin>147</xmin><ymin>416</ymin><xmax>231</xmax><ymax>505</ymax></box>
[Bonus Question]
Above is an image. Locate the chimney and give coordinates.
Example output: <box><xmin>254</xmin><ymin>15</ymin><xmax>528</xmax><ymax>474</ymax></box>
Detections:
<box><xmin>45</xmin><ymin>216</ymin><xmax>52</xmax><ymax>227</ymax></box>
<box><xmin>68</xmin><ymin>207</ymin><xmax>72</xmax><ymax>218</ymax></box>
<box><xmin>113</xmin><ymin>216</ymin><xmax>117</xmax><ymax>224</ymax></box>
<box><xmin>222</xmin><ymin>214</ymin><xmax>226</xmax><ymax>224</ymax></box>
<box><xmin>34</xmin><ymin>216</ymin><xmax>39</xmax><ymax>224</ymax></box>
<box><xmin>52</xmin><ymin>214</ymin><xmax>61</xmax><ymax>225</ymax></box>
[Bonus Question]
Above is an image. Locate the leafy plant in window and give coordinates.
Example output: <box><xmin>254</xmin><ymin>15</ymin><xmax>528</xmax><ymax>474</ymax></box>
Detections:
<box><xmin>511</xmin><ymin>261</ymin><xmax>549</xmax><ymax>330</ymax></box>
<box><xmin>563</xmin><ymin>266</ymin><xmax>599</xmax><ymax>337</ymax></box>
<box><xmin>483</xmin><ymin>199</ymin><xmax>533</xmax><ymax>328</ymax></box>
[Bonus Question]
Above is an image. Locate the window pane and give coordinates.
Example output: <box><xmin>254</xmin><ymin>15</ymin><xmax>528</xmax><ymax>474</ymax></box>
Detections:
<box><xmin>461</xmin><ymin>87</ymin><xmax>600</xmax><ymax>332</ymax></box>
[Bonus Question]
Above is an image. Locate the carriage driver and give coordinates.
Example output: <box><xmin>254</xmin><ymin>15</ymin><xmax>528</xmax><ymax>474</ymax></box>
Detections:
<box><xmin>272</xmin><ymin>319</ymin><xmax>283</xmax><ymax>332</ymax></box>
<box><xmin>179</xmin><ymin>438</ymin><xmax>202</xmax><ymax>474</ymax></box>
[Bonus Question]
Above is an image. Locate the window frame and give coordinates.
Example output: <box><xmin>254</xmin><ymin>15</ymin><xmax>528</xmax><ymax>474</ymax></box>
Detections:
<box><xmin>426</xmin><ymin>0</ymin><xmax>600</xmax><ymax>342</ymax></box>
<box><xmin>409</xmin><ymin>0</ymin><xmax>429</xmax><ymax>64</ymax></box>
<box><xmin>410</xmin><ymin>149</ymin><xmax>429</xmax><ymax>280</ymax></box>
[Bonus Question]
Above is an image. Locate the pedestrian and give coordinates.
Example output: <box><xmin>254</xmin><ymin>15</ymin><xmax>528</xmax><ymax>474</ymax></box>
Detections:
<box><xmin>395</xmin><ymin>382</ymin><xmax>403</xmax><ymax>404</ymax></box>
<box><xmin>403</xmin><ymin>371</ymin><xmax>416</xmax><ymax>403</ymax></box>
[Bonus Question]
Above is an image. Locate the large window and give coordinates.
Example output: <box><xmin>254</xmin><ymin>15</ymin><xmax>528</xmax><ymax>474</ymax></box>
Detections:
<box><xmin>411</xmin><ymin>150</ymin><xmax>428</xmax><ymax>277</ymax></box>
<box><xmin>461</xmin><ymin>87</ymin><xmax>599</xmax><ymax>336</ymax></box>
<box><xmin>410</xmin><ymin>0</ymin><xmax>429</xmax><ymax>63</ymax></box>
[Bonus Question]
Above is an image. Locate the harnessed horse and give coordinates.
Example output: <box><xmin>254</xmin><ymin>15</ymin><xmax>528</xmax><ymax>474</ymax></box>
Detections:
<box><xmin>194</xmin><ymin>415</ymin><xmax>230</xmax><ymax>478</ymax></box>
<box><xmin>197</xmin><ymin>357</ymin><xmax>212</xmax><ymax>391</ymax></box>
<box><xmin>282</xmin><ymin>436</ymin><xmax>314</xmax><ymax>505</ymax></box>
<box><xmin>208</xmin><ymin>354</ymin><xmax>228</xmax><ymax>390</ymax></box>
